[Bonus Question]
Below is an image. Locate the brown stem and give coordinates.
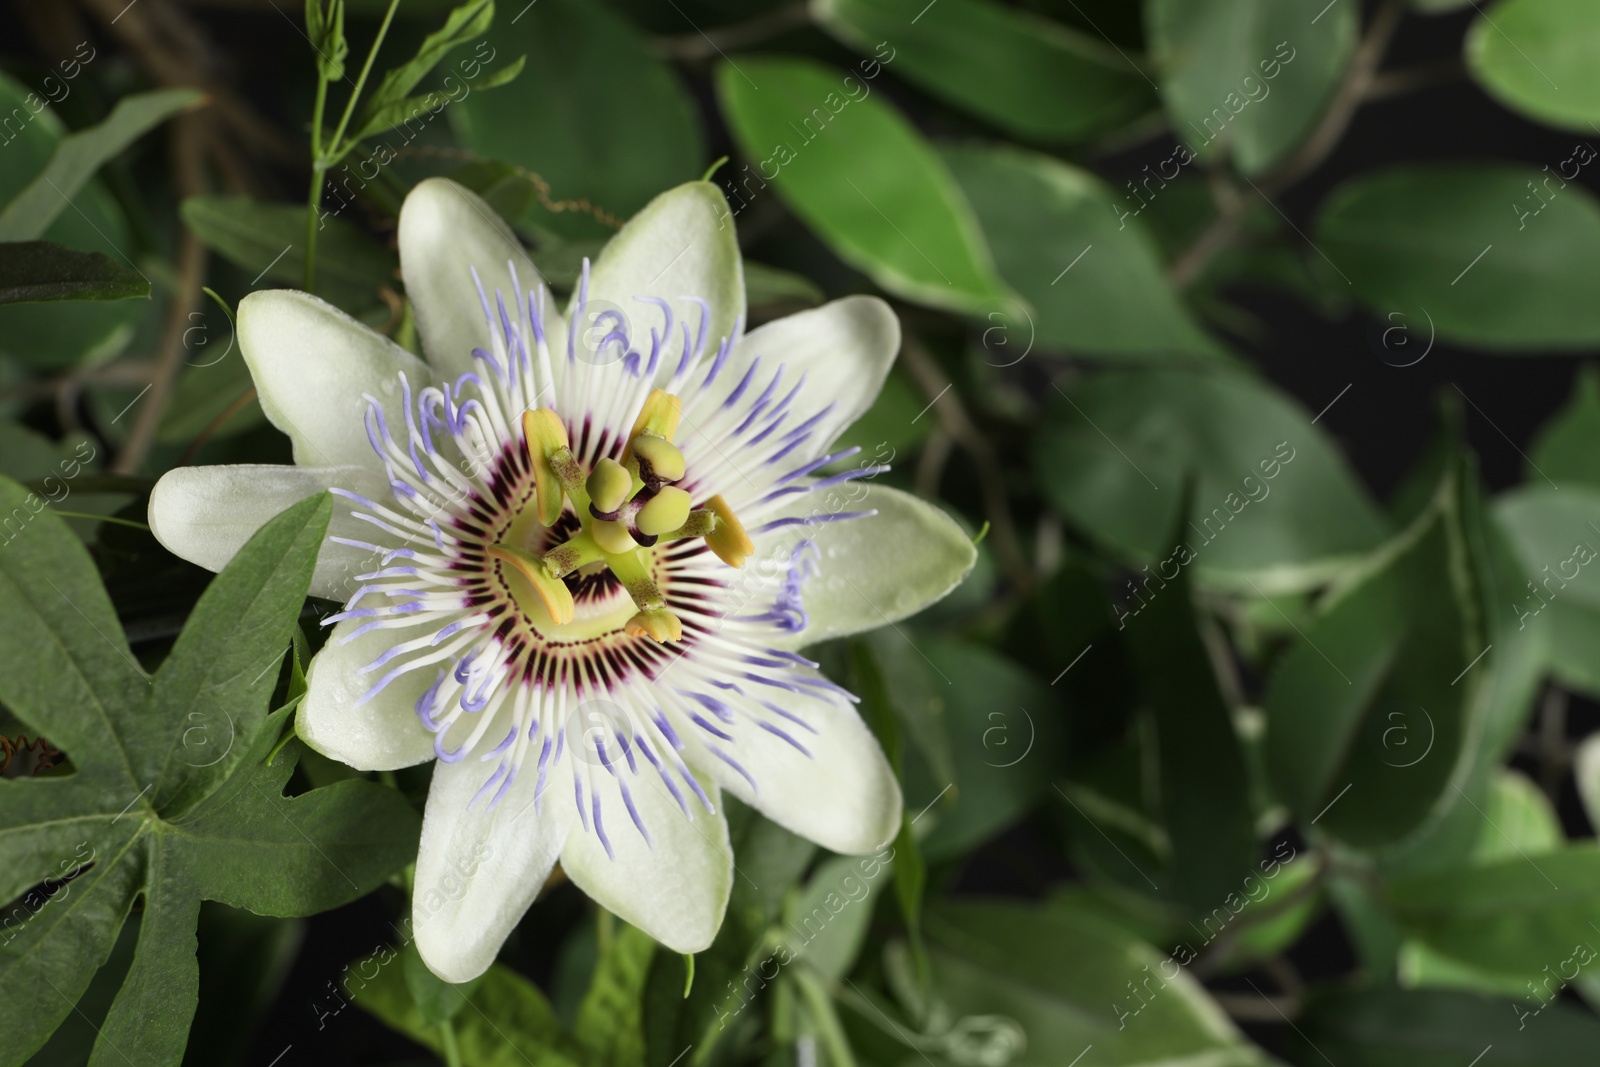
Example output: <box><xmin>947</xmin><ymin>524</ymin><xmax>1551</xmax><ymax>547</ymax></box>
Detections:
<box><xmin>113</xmin><ymin>111</ymin><xmax>209</xmax><ymax>474</ymax></box>
<box><xmin>1168</xmin><ymin>0</ymin><xmax>1407</xmax><ymax>288</ymax></box>
<box><xmin>896</xmin><ymin>334</ymin><xmax>1032</xmax><ymax>592</ymax></box>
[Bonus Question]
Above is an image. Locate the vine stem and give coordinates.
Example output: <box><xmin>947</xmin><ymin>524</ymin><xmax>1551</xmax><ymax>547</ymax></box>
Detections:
<box><xmin>1168</xmin><ymin>0</ymin><xmax>1408</xmax><ymax>289</ymax></box>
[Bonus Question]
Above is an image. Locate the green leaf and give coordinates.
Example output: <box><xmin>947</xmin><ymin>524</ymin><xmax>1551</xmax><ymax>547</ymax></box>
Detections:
<box><xmin>1296</xmin><ymin>988</ymin><xmax>1600</xmax><ymax>1064</ymax></box>
<box><xmin>1530</xmin><ymin>366</ymin><xmax>1600</xmax><ymax>486</ymax></box>
<box><xmin>1315</xmin><ymin>164</ymin><xmax>1600</xmax><ymax>349</ymax></box>
<box><xmin>1145</xmin><ymin>0</ymin><xmax>1357</xmax><ymax>174</ymax></box>
<box><xmin>572</xmin><ymin>921</ymin><xmax>654</xmax><ymax>1067</ymax></box>
<box><xmin>306</xmin><ymin>0</ymin><xmax>349</xmax><ymax>83</ymax></box>
<box><xmin>783</xmin><ymin>857</ymin><xmax>883</xmax><ymax>984</ymax></box>
<box><xmin>1263</xmin><ymin>458</ymin><xmax>1480</xmax><ymax>846</ymax></box>
<box><xmin>1122</xmin><ymin>513</ymin><xmax>1256</xmax><ymax>911</ymax></box>
<box><xmin>355</xmin><ymin>956</ymin><xmax>584</xmax><ymax>1067</ymax></box>
<box><xmin>353</xmin><ymin>55</ymin><xmax>526</xmax><ymax>144</ymax></box>
<box><xmin>923</xmin><ymin>899</ymin><xmax>1275</xmax><ymax>1065</ymax></box>
<box><xmin>1035</xmin><ymin>368</ymin><xmax>1388</xmax><ymax>589</ymax></box>
<box><xmin>0</xmin><ymin>73</ymin><xmax>141</xmax><ymax>370</ymax></box>
<box><xmin>1494</xmin><ymin>485</ymin><xmax>1600</xmax><ymax>613</ymax></box>
<box><xmin>179</xmin><ymin>195</ymin><xmax>395</xmax><ymax>313</ymax></box>
<box><xmin>940</xmin><ymin>143</ymin><xmax>1219</xmax><ymax>362</ymax></box>
<box><xmin>353</xmin><ymin>0</ymin><xmax>495</xmax><ymax>144</ymax></box>
<box><xmin>1390</xmin><ymin>845</ymin><xmax>1600</xmax><ymax>977</ymax></box>
<box><xmin>451</xmin><ymin>0</ymin><xmax>704</xmax><ymax>239</ymax></box>
<box><xmin>812</xmin><ymin>0</ymin><xmax>1157</xmax><ymax>144</ymax></box>
<box><xmin>0</xmin><ymin>486</ymin><xmax>419</xmax><ymax>1064</ymax></box>
<box><xmin>1467</xmin><ymin>0</ymin><xmax>1600</xmax><ymax>130</ymax></box>
<box><xmin>743</xmin><ymin>261</ymin><xmax>824</xmax><ymax>309</ymax></box>
<box><xmin>0</xmin><ymin>88</ymin><xmax>201</xmax><ymax>241</ymax></box>
<box><xmin>715</xmin><ymin>56</ymin><xmax>1011</xmax><ymax>314</ymax></box>
<box><xmin>0</xmin><ymin>241</ymin><xmax>149</xmax><ymax>303</ymax></box>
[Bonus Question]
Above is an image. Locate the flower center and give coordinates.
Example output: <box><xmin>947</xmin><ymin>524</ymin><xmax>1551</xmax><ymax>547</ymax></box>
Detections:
<box><xmin>485</xmin><ymin>387</ymin><xmax>753</xmax><ymax>645</ymax></box>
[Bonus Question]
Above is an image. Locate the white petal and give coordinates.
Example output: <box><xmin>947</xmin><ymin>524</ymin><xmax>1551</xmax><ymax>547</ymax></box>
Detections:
<box><xmin>413</xmin><ymin>755</ymin><xmax>571</xmax><ymax>983</ymax></box>
<box><xmin>699</xmin><ymin>698</ymin><xmax>902</xmax><ymax>856</ymax></box>
<box><xmin>297</xmin><ymin>617</ymin><xmax>438</xmax><ymax>772</ymax></box>
<box><xmin>239</xmin><ymin>289</ymin><xmax>431</xmax><ymax>469</ymax></box>
<box><xmin>679</xmin><ymin>297</ymin><xmax>899</xmax><ymax>504</ymax></box>
<box><xmin>581</xmin><ymin>182</ymin><xmax>744</xmax><ymax>375</ymax></box>
<box><xmin>148</xmin><ymin>463</ymin><xmax>387</xmax><ymax>601</ymax></box>
<box><xmin>560</xmin><ymin>768</ymin><xmax>732</xmax><ymax>954</ymax></box>
<box><xmin>399</xmin><ymin>177</ymin><xmax>562</xmax><ymax>383</ymax></box>
<box><xmin>757</xmin><ymin>484</ymin><xmax>977</xmax><ymax>649</ymax></box>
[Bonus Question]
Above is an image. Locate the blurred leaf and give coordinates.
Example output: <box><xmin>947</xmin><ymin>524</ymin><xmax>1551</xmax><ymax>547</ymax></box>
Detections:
<box><xmin>1145</xmin><ymin>0</ymin><xmax>1357</xmax><ymax>175</ymax></box>
<box><xmin>1315</xmin><ymin>164</ymin><xmax>1600</xmax><ymax>349</ymax></box>
<box><xmin>183</xmin><ymin>906</ymin><xmax>303</xmax><ymax>1066</ymax></box>
<box><xmin>642</xmin><ymin>801</ymin><xmax>814</xmax><ymax>1067</ymax></box>
<box><xmin>451</xmin><ymin>0</ymin><xmax>703</xmax><ymax>239</ymax></box>
<box><xmin>402</xmin><ymin>940</ymin><xmax>482</xmax><ymax>1027</ymax></box>
<box><xmin>1035</xmin><ymin>368</ymin><xmax>1388</xmax><ymax>589</ymax></box>
<box><xmin>897</xmin><ymin>638</ymin><xmax>1062</xmax><ymax>860</ymax></box>
<box><xmin>812</xmin><ymin>0</ymin><xmax>1157</xmax><ymax>143</ymax></box>
<box><xmin>1295</xmin><ymin>988</ymin><xmax>1600</xmax><ymax>1064</ymax></box>
<box><xmin>0</xmin><ymin>73</ymin><xmax>141</xmax><ymax>370</ymax></box>
<box><xmin>0</xmin><ymin>241</ymin><xmax>149</xmax><ymax>303</ymax></box>
<box><xmin>1529</xmin><ymin>366</ymin><xmax>1600</xmax><ymax>486</ymax></box>
<box><xmin>0</xmin><ymin>88</ymin><xmax>201</xmax><ymax>242</ymax></box>
<box><xmin>825</xmin><ymin>371</ymin><xmax>930</xmax><ymax>469</ymax></box>
<box><xmin>1579</xmin><ymin>733</ymin><xmax>1600</xmax><ymax>833</ymax></box>
<box><xmin>1390</xmin><ymin>846</ymin><xmax>1600</xmax><ymax>977</ymax></box>
<box><xmin>783</xmin><ymin>855</ymin><xmax>883</xmax><ymax>982</ymax></box>
<box><xmin>356</xmin><ymin>957</ymin><xmax>584</xmax><ymax>1066</ymax></box>
<box><xmin>1494</xmin><ymin>486</ymin><xmax>1600</xmax><ymax>612</ymax></box>
<box><xmin>573</xmin><ymin>921</ymin><xmax>654</xmax><ymax>1067</ymax></box>
<box><xmin>743</xmin><ymin>261</ymin><xmax>824</xmax><ymax>309</ymax></box>
<box><xmin>1123</xmin><ymin>517</ymin><xmax>1256</xmax><ymax>911</ymax></box>
<box><xmin>1467</xmin><ymin>0</ymin><xmax>1600</xmax><ymax>130</ymax></box>
<box><xmin>923</xmin><ymin>899</ymin><xmax>1276</xmax><ymax>1065</ymax></box>
<box><xmin>1263</xmin><ymin>458</ymin><xmax>1479</xmax><ymax>846</ymax></box>
<box><xmin>157</xmin><ymin>355</ymin><xmax>266</xmax><ymax>446</ymax></box>
<box><xmin>940</xmin><ymin>142</ymin><xmax>1220</xmax><ymax>362</ymax></box>
<box><xmin>180</xmin><ymin>195</ymin><xmax>395</xmax><ymax>312</ymax></box>
<box><xmin>715</xmin><ymin>56</ymin><xmax>1012</xmax><ymax>314</ymax></box>
<box><xmin>0</xmin><ymin>487</ymin><xmax>418</xmax><ymax>1064</ymax></box>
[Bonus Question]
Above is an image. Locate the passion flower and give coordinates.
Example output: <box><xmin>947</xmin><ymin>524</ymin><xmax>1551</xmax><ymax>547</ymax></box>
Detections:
<box><xmin>148</xmin><ymin>178</ymin><xmax>975</xmax><ymax>981</ymax></box>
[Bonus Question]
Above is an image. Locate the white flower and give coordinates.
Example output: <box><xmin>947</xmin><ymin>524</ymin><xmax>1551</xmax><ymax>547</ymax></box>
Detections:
<box><xmin>148</xmin><ymin>179</ymin><xmax>975</xmax><ymax>981</ymax></box>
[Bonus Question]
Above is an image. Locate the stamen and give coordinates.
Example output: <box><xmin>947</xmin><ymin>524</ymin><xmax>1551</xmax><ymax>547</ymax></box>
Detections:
<box><xmin>523</xmin><ymin>408</ymin><xmax>570</xmax><ymax>526</ymax></box>
<box><xmin>486</xmin><ymin>543</ymin><xmax>576</xmax><ymax>625</ymax></box>
<box><xmin>704</xmin><ymin>494</ymin><xmax>754</xmax><ymax>568</ymax></box>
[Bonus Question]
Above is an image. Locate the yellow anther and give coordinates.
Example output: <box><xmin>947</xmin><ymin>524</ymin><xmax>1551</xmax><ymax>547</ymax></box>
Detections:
<box><xmin>522</xmin><ymin>409</ymin><xmax>570</xmax><ymax>527</ymax></box>
<box><xmin>631</xmin><ymin>434</ymin><xmax>686</xmax><ymax>485</ymax></box>
<box><xmin>625</xmin><ymin>608</ymin><xmax>683</xmax><ymax>643</ymax></box>
<box><xmin>627</xmin><ymin>389</ymin><xmax>681</xmax><ymax>449</ymax></box>
<box><xmin>704</xmin><ymin>494</ymin><xmax>754</xmax><ymax>568</ymax></box>
<box><xmin>635</xmin><ymin>487</ymin><xmax>692</xmax><ymax>537</ymax></box>
<box><xmin>591</xmin><ymin>518</ymin><xmax>638</xmax><ymax>555</ymax></box>
<box><xmin>487</xmin><ymin>543</ymin><xmax>574</xmax><ymax>625</ymax></box>
<box><xmin>586</xmin><ymin>457</ymin><xmax>633</xmax><ymax>517</ymax></box>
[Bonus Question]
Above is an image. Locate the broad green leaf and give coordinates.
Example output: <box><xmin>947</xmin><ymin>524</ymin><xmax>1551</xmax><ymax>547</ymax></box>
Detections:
<box><xmin>0</xmin><ymin>73</ymin><xmax>140</xmax><ymax>369</ymax></box>
<box><xmin>1145</xmin><ymin>0</ymin><xmax>1357</xmax><ymax>174</ymax></box>
<box><xmin>1494</xmin><ymin>486</ymin><xmax>1600</xmax><ymax>613</ymax></box>
<box><xmin>1390</xmin><ymin>845</ymin><xmax>1600</xmax><ymax>976</ymax></box>
<box><xmin>923</xmin><ymin>900</ymin><xmax>1276</xmax><ymax>1066</ymax></box>
<box><xmin>353</xmin><ymin>0</ymin><xmax>495</xmax><ymax>144</ymax></box>
<box><xmin>642</xmin><ymin>801</ymin><xmax>814</xmax><ymax>1067</ymax></box>
<box><xmin>1467</xmin><ymin>0</ymin><xmax>1600</xmax><ymax>130</ymax></box>
<box><xmin>812</xmin><ymin>0</ymin><xmax>1157</xmax><ymax>144</ymax></box>
<box><xmin>1035</xmin><ymin>368</ymin><xmax>1387</xmax><ymax>589</ymax></box>
<box><xmin>715</xmin><ymin>56</ymin><xmax>1011</xmax><ymax>314</ymax></box>
<box><xmin>451</xmin><ymin>0</ymin><xmax>703</xmax><ymax>240</ymax></box>
<box><xmin>1123</xmin><ymin>522</ymin><xmax>1255</xmax><ymax>911</ymax></box>
<box><xmin>179</xmin><ymin>195</ymin><xmax>395</xmax><ymax>313</ymax></box>
<box><xmin>898</xmin><ymin>638</ymin><xmax>1062</xmax><ymax>860</ymax></box>
<box><xmin>784</xmin><ymin>853</ymin><xmax>888</xmax><ymax>984</ymax></box>
<box><xmin>940</xmin><ymin>143</ymin><xmax>1219</xmax><ymax>362</ymax></box>
<box><xmin>573</xmin><ymin>921</ymin><xmax>654</xmax><ymax>1067</ymax></box>
<box><xmin>0</xmin><ymin>241</ymin><xmax>149</xmax><ymax>303</ymax></box>
<box><xmin>355</xmin><ymin>956</ymin><xmax>584</xmax><ymax>1067</ymax></box>
<box><xmin>1296</xmin><ymin>988</ymin><xmax>1600</xmax><ymax>1064</ymax></box>
<box><xmin>0</xmin><ymin>88</ymin><xmax>201</xmax><ymax>241</ymax></box>
<box><xmin>0</xmin><ymin>487</ymin><xmax>419</xmax><ymax>1064</ymax></box>
<box><xmin>1529</xmin><ymin>366</ymin><xmax>1600</xmax><ymax>486</ymax></box>
<box><xmin>1315</xmin><ymin>164</ymin><xmax>1600</xmax><ymax>349</ymax></box>
<box><xmin>1263</xmin><ymin>459</ymin><xmax>1480</xmax><ymax>846</ymax></box>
